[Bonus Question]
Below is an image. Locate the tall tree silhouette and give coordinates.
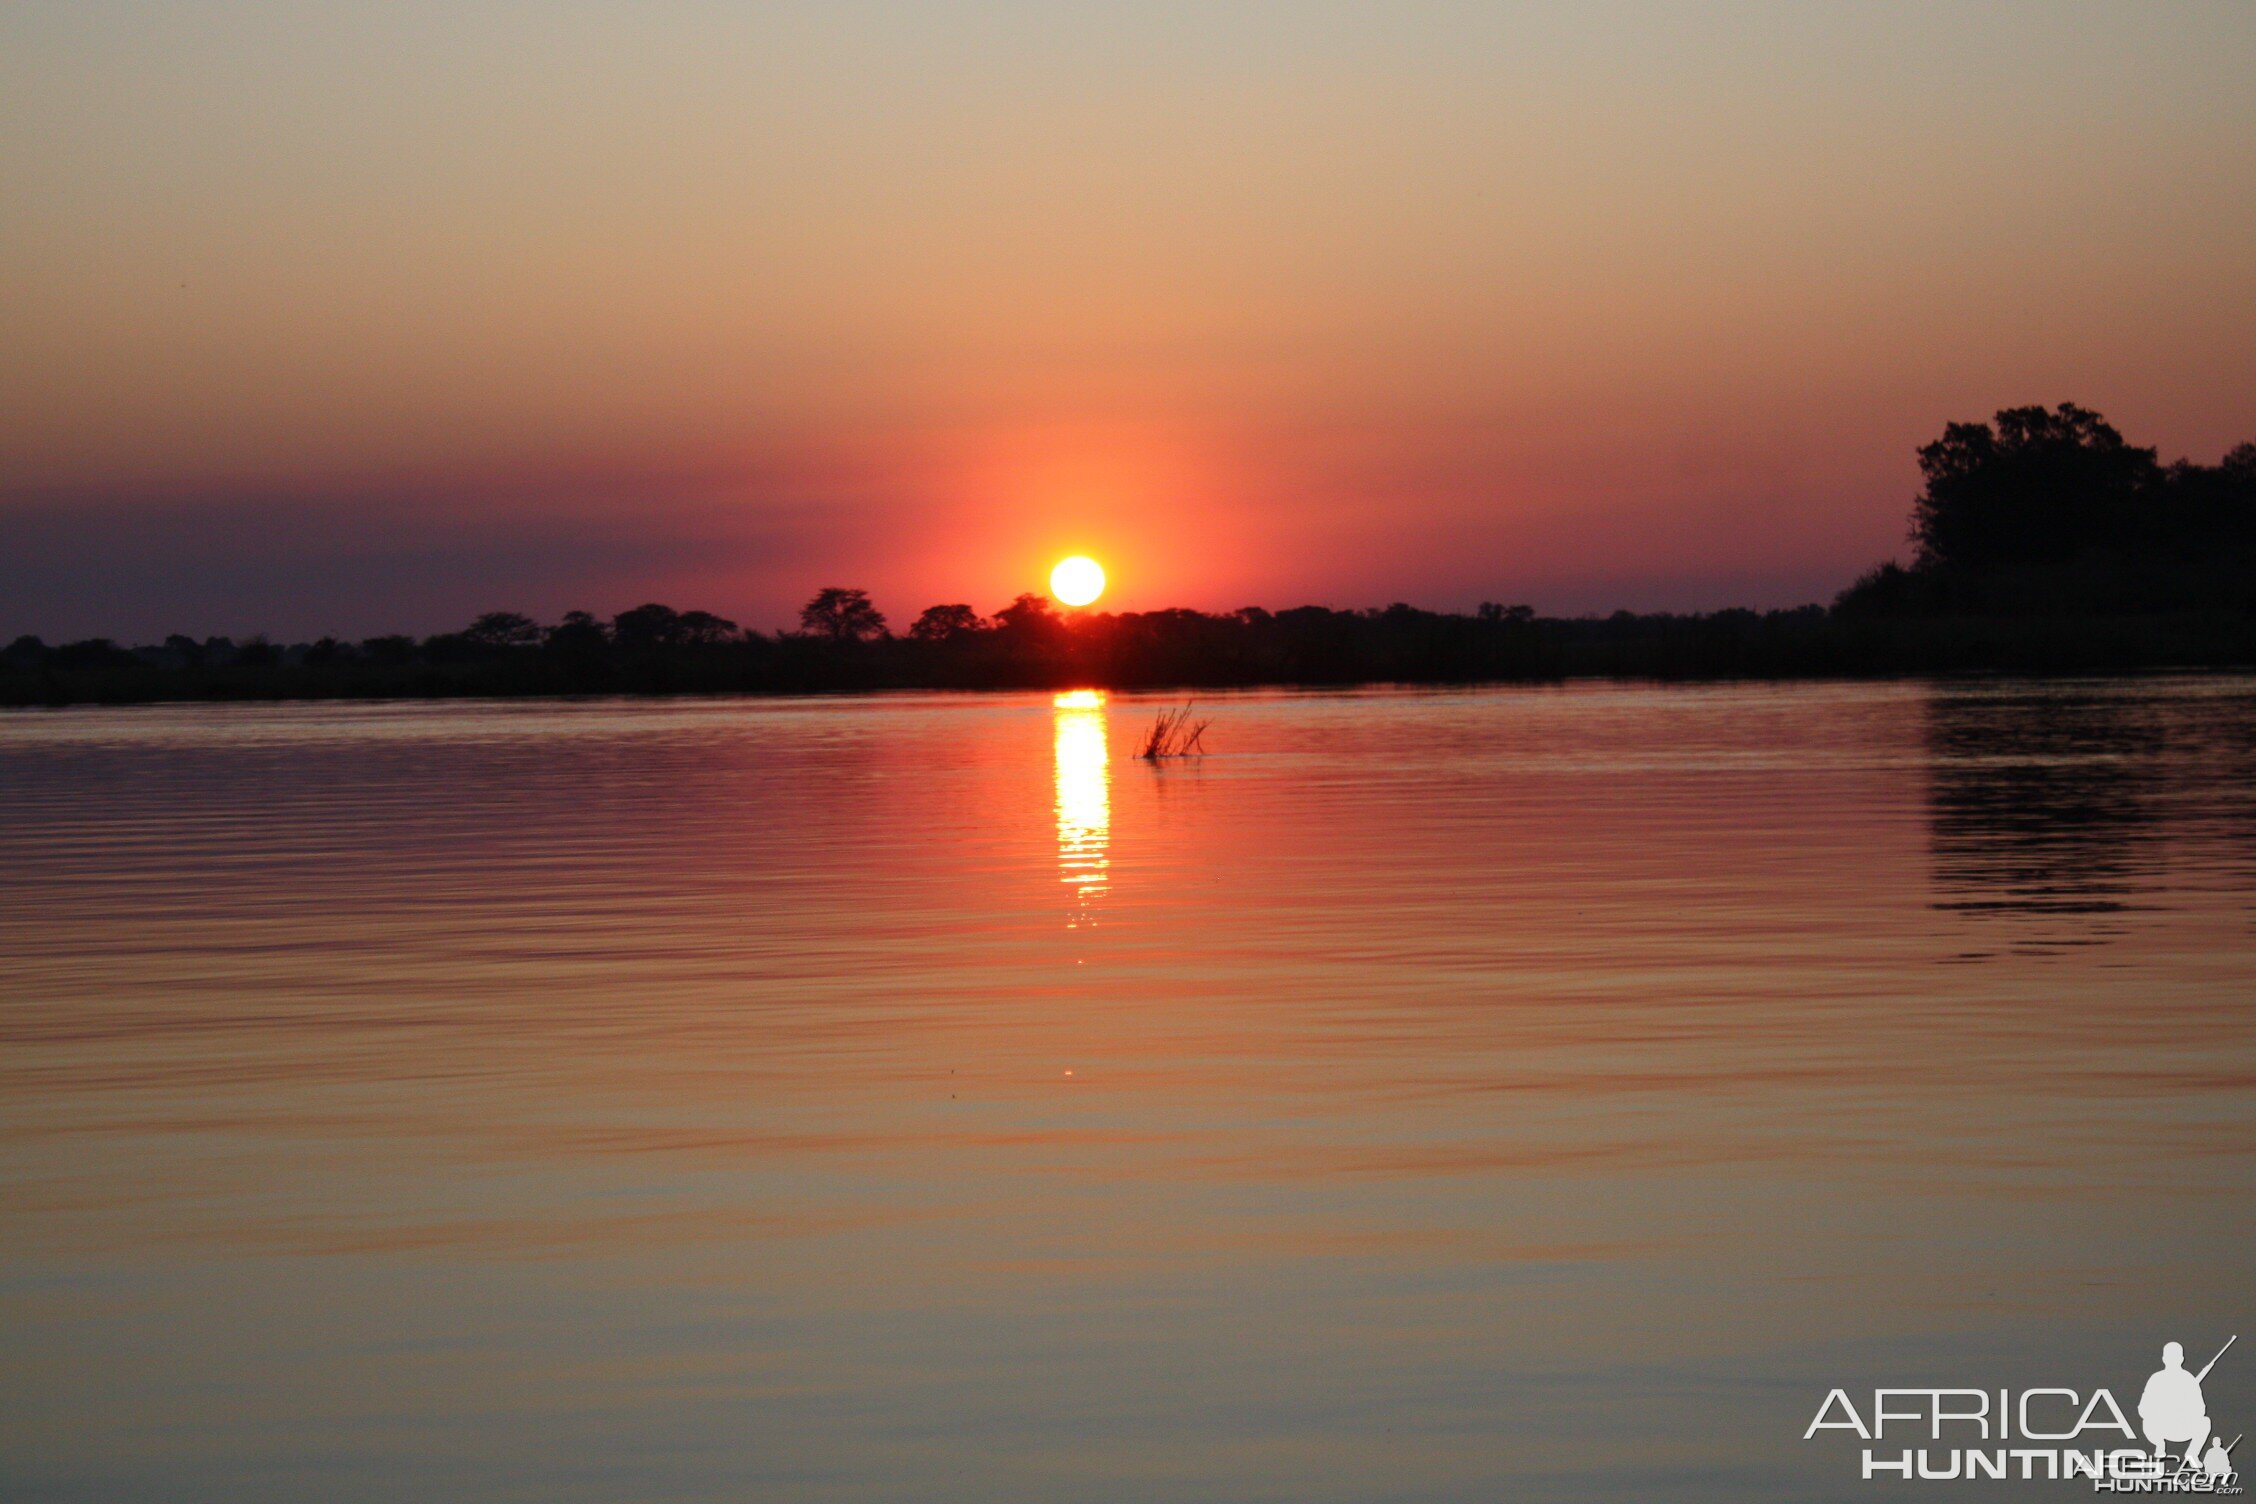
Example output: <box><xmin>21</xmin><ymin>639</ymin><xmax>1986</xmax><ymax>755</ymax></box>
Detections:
<box><xmin>545</xmin><ymin>611</ymin><xmax>609</xmax><ymax>653</ymax></box>
<box><xmin>993</xmin><ymin>593</ymin><xmax>1058</xmax><ymax>638</ymax></box>
<box><xmin>613</xmin><ymin>603</ymin><xmax>685</xmax><ymax>649</ymax></box>
<box><xmin>909</xmin><ymin>603</ymin><xmax>984</xmax><ymax>641</ymax></box>
<box><xmin>675</xmin><ymin>610</ymin><xmax>741</xmax><ymax>645</ymax></box>
<box><xmin>800</xmin><ymin>588</ymin><xmax>887</xmax><ymax>642</ymax></box>
<box><xmin>1912</xmin><ymin>403</ymin><xmax>2161</xmax><ymax>572</ymax></box>
<box><xmin>1839</xmin><ymin>402</ymin><xmax>2255</xmax><ymax>617</ymax></box>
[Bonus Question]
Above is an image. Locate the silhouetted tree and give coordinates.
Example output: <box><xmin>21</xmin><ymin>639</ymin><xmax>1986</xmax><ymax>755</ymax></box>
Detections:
<box><xmin>612</xmin><ymin>603</ymin><xmax>684</xmax><ymax>649</ymax></box>
<box><xmin>993</xmin><ymin>593</ymin><xmax>1058</xmax><ymax>637</ymax></box>
<box><xmin>1912</xmin><ymin>403</ymin><xmax>2161</xmax><ymax>572</ymax></box>
<box><xmin>544</xmin><ymin>611</ymin><xmax>609</xmax><ymax>653</ymax></box>
<box><xmin>909</xmin><ymin>603</ymin><xmax>984</xmax><ymax>641</ymax></box>
<box><xmin>1838</xmin><ymin>403</ymin><xmax>2256</xmax><ymax>618</ymax></box>
<box><xmin>800</xmin><ymin>587</ymin><xmax>887</xmax><ymax>642</ymax></box>
<box><xmin>462</xmin><ymin>611</ymin><xmax>540</xmax><ymax>649</ymax></box>
<box><xmin>676</xmin><ymin>610</ymin><xmax>741</xmax><ymax>645</ymax></box>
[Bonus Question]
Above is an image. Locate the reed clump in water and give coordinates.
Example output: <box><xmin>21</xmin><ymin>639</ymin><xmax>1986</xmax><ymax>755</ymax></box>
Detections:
<box><xmin>1136</xmin><ymin>702</ymin><xmax>1210</xmax><ymax>759</ymax></box>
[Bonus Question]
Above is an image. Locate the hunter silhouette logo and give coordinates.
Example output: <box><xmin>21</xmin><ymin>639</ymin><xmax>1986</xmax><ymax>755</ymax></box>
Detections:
<box><xmin>1804</xmin><ymin>1334</ymin><xmax>2241</xmax><ymax>1489</ymax></box>
<box><xmin>2143</xmin><ymin>1338</ymin><xmax>2231</xmax><ymax>1469</ymax></box>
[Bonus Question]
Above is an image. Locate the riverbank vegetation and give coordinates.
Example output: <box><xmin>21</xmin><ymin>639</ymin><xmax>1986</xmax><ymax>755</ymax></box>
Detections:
<box><xmin>7</xmin><ymin>406</ymin><xmax>2252</xmax><ymax>707</ymax></box>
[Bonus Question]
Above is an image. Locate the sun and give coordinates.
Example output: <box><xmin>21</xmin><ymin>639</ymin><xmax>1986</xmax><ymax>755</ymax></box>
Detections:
<box><xmin>1049</xmin><ymin>555</ymin><xmax>1106</xmax><ymax>608</ymax></box>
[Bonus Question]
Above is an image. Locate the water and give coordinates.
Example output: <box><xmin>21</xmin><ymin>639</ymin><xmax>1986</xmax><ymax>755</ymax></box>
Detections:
<box><xmin>2</xmin><ymin>679</ymin><xmax>2252</xmax><ymax>1501</ymax></box>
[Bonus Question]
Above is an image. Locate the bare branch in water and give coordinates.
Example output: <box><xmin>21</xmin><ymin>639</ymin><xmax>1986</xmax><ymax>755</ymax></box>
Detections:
<box><xmin>1137</xmin><ymin>702</ymin><xmax>1211</xmax><ymax>759</ymax></box>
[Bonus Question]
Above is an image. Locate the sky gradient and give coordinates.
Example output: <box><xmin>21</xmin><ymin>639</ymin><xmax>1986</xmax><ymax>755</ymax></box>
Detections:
<box><xmin>4</xmin><ymin>1</ymin><xmax>2253</xmax><ymax>640</ymax></box>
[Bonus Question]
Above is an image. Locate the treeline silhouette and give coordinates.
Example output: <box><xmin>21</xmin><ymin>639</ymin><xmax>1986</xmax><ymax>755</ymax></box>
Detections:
<box><xmin>7</xmin><ymin>404</ymin><xmax>2253</xmax><ymax>706</ymax></box>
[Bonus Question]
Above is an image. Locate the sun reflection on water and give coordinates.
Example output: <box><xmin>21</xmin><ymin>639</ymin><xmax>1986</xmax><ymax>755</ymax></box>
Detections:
<box><xmin>1053</xmin><ymin>690</ymin><xmax>1110</xmax><ymax>920</ymax></box>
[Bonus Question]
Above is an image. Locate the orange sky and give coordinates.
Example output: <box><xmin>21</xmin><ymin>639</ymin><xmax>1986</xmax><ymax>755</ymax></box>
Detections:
<box><xmin>3</xmin><ymin>2</ymin><xmax>2253</xmax><ymax>637</ymax></box>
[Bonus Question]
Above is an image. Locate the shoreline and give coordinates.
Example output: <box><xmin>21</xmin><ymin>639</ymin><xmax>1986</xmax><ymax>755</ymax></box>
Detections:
<box><xmin>10</xmin><ymin>645</ymin><xmax>2254</xmax><ymax>711</ymax></box>
<box><xmin>11</xmin><ymin>601</ymin><xmax>2256</xmax><ymax>710</ymax></box>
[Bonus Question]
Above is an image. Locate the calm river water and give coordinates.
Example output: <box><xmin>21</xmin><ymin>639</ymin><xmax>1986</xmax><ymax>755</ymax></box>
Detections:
<box><xmin>3</xmin><ymin>680</ymin><xmax>2252</xmax><ymax>1501</ymax></box>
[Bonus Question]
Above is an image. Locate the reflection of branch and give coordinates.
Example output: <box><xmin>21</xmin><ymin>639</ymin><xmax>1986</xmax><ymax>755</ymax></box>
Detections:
<box><xmin>1136</xmin><ymin>702</ymin><xmax>1211</xmax><ymax>759</ymax></box>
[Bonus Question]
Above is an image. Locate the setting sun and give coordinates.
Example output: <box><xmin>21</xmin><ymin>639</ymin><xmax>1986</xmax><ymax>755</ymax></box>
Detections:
<box><xmin>1050</xmin><ymin>556</ymin><xmax>1106</xmax><ymax>608</ymax></box>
